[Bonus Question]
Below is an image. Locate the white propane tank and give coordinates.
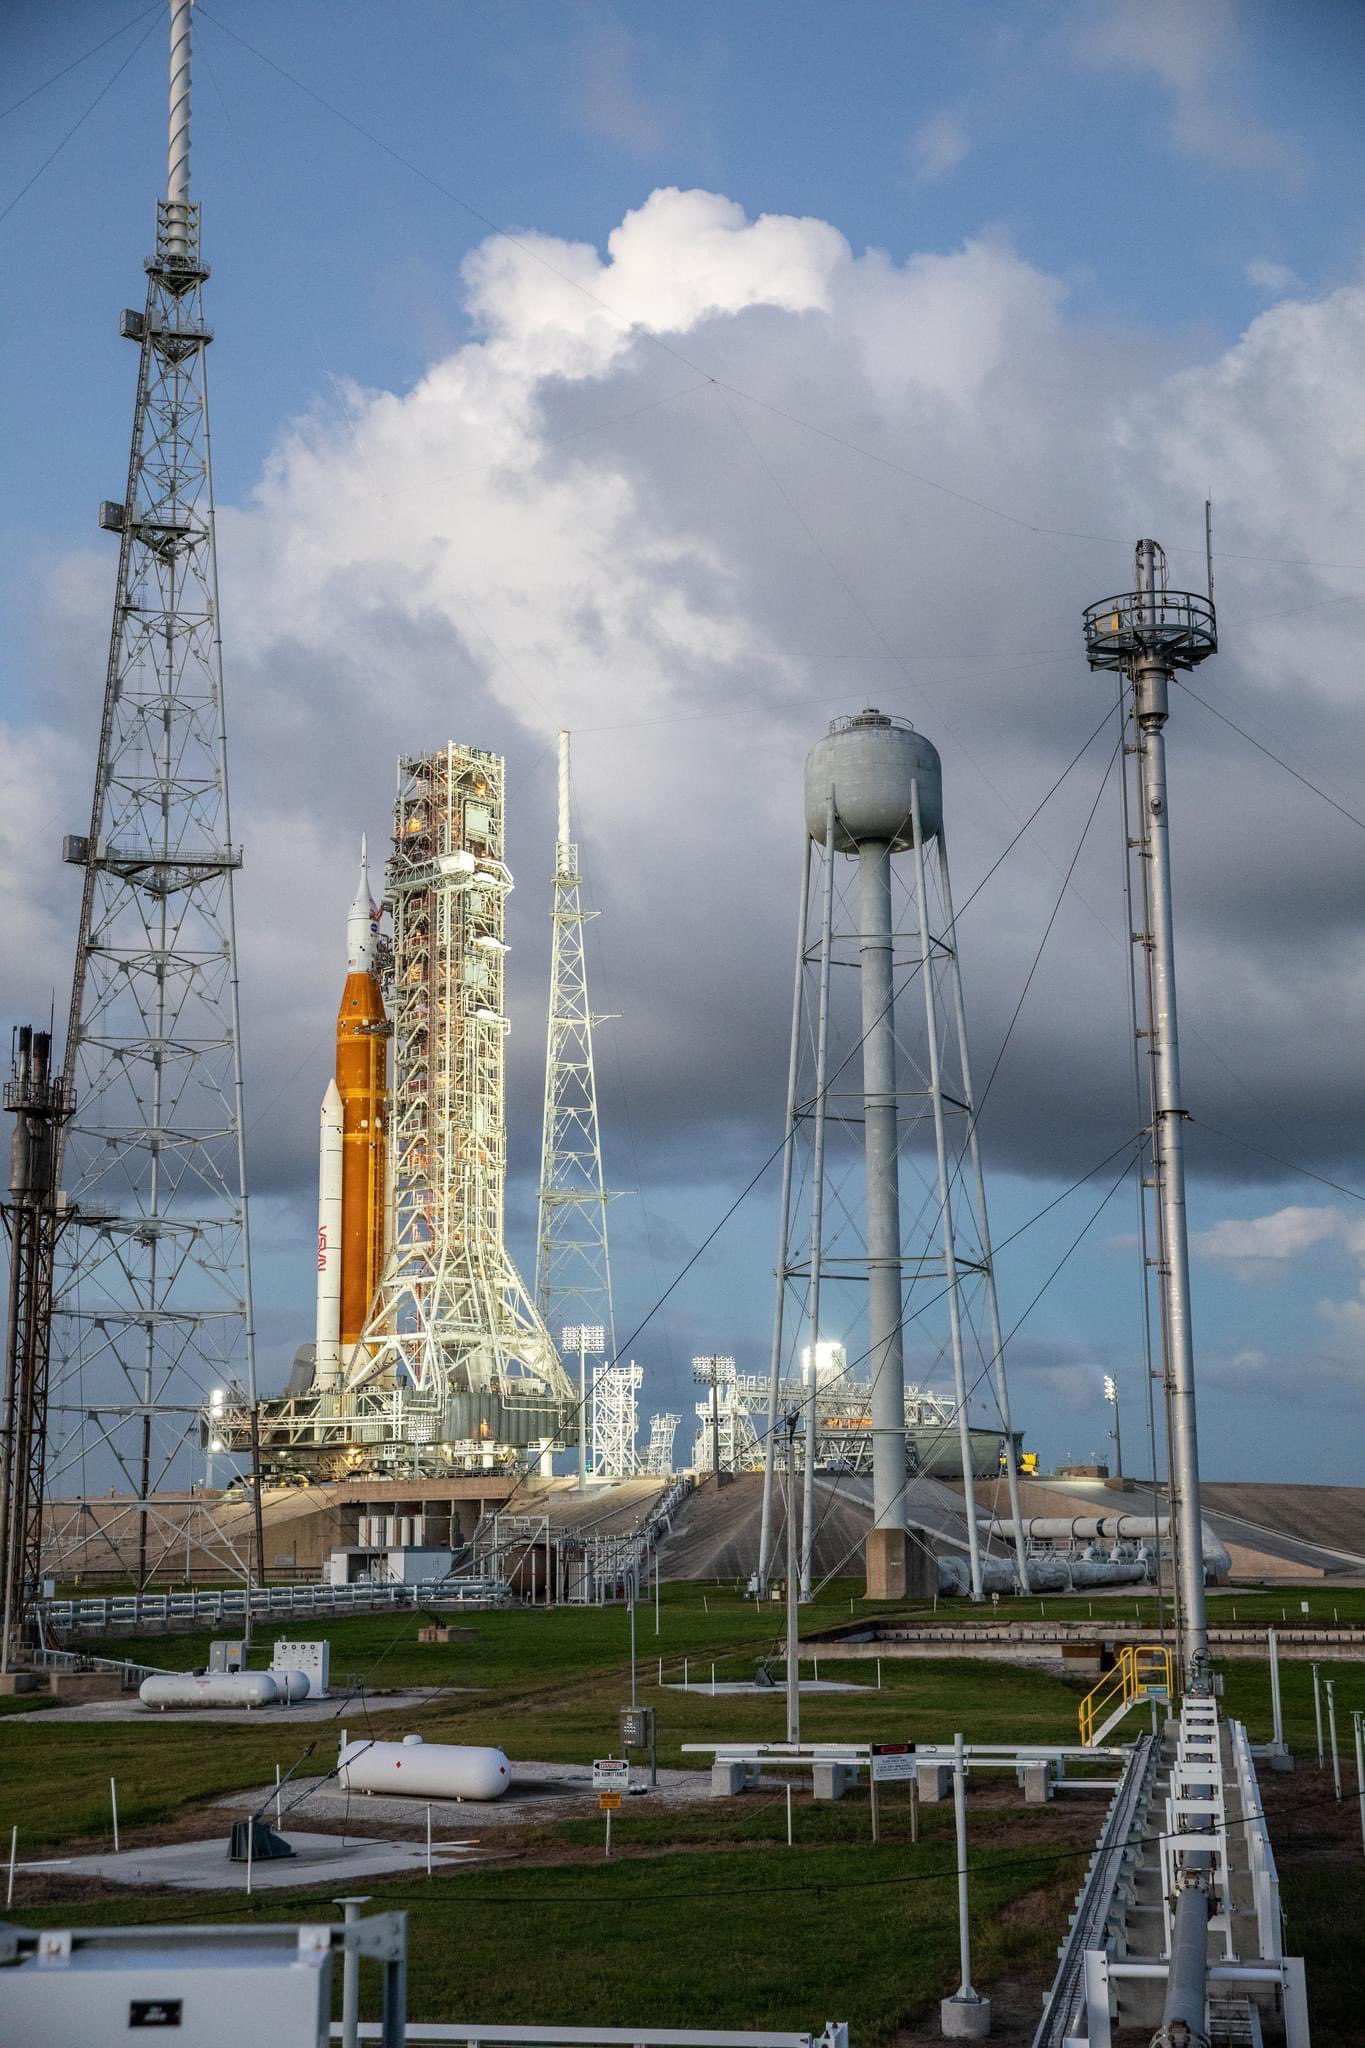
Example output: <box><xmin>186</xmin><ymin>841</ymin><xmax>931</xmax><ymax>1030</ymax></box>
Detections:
<box><xmin>273</xmin><ymin>1669</ymin><xmax>310</xmax><ymax>1703</ymax></box>
<box><xmin>338</xmin><ymin>1732</ymin><xmax>512</xmax><ymax>1801</ymax></box>
<box><xmin>139</xmin><ymin>1671</ymin><xmax>280</xmax><ymax>1711</ymax></box>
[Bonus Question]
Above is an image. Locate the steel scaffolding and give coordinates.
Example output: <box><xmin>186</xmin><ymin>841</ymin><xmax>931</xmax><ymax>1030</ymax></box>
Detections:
<box><xmin>50</xmin><ymin>0</ymin><xmax>259</xmax><ymax>1583</ymax></box>
<box><xmin>536</xmin><ymin>732</ymin><xmax>615</xmax><ymax>1355</ymax></box>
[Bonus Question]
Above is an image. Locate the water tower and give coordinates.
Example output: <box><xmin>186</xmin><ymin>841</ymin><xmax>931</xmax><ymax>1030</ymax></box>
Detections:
<box><xmin>758</xmin><ymin>710</ymin><xmax>1029</xmax><ymax>1602</ymax></box>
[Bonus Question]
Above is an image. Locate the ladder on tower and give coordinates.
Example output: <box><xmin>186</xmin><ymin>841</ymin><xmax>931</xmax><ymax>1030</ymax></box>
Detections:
<box><xmin>1078</xmin><ymin>1642</ymin><xmax>1173</xmax><ymax>1747</ymax></box>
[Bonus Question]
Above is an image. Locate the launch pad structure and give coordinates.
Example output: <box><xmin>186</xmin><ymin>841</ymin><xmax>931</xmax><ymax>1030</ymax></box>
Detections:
<box><xmin>220</xmin><ymin>743</ymin><xmax>574</xmax><ymax>1479</ymax></box>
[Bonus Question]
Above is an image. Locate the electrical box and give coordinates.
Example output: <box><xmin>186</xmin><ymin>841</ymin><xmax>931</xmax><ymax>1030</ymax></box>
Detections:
<box><xmin>62</xmin><ymin>836</ymin><xmax>90</xmax><ymax>866</ymax></box>
<box><xmin>119</xmin><ymin>309</ymin><xmax>146</xmax><ymax>341</ymax></box>
<box><xmin>207</xmin><ymin>1639</ymin><xmax>246</xmax><ymax>1674</ymax></box>
<box><xmin>272</xmin><ymin>1639</ymin><xmax>330</xmax><ymax>1699</ymax></box>
<box><xmin>98</xmin><ymin>500</ymin><xmax>126</xmax><ymax>532</ymax></box>
<box><xmin>0</xmin><ymin>1933</ymin><xmax>331</xmax><ymax>2047</ymax></box>
<box><xmin>619</xmin><ymin>1706</ymin><xmax>654</xmax><ymax>1749</ymax></box>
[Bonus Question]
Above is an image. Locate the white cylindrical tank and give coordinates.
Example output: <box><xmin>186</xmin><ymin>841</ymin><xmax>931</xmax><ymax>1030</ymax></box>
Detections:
<box><xmin>399</xmin><ymin>1516</ymin><xmax>413</xmax><ymax>1548</ymax></box>
<box><xmin>273</xmin><ymin>1669</ymin><xmax>310</xmax><ymax>1703</ymax></box>
<box><xmin>385</xmin><ymin>1515</ymin><xmax>399</xmax><ymax>1547</ymax></box>
<box><xmin>338</xmin><ymin>1732</ymin><xmax>511</xmax><ymax>1801</ymax></box>
<box><xmin>140</xmin><ymin>1671</ymin><xmax>279</xmax><ymax>1711</ymax></box>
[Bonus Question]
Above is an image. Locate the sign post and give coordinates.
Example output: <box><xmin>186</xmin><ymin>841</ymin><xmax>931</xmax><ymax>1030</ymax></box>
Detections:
<box><xmin>594</xmin><ymin>1757</ymin><xmax>629</xmax><ymax>1854</ymax></box>
<box><xmin>871</xmin><ymin>1743</ymin><xmax>917</xmax><ymax>1847</ymax></box>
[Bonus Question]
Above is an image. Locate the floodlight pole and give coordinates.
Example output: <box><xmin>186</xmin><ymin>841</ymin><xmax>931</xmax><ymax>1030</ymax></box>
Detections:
<box><xmin>785</xmin><ymin>1411</ymin><xmax>800</xmax><ymax>1746</ymax></box>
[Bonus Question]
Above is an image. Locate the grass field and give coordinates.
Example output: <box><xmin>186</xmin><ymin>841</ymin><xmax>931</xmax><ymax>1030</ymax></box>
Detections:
<box><xmin>4</xmin><ymin>1581</ymin><xmax>1363</xmax><ymax>2042</ymax></box>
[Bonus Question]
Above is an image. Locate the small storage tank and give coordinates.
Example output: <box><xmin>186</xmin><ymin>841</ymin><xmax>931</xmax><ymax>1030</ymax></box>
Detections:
<box><xmin>273</xmin><ymin>1669</ymin><xmax>310</xmax><ymax>1704</ymax></box>
<box><xmin>337</xmin><ymin>1732</ymin><xmax>512</xmax><ymax>1801</ymax></box>
<box><xmin>140</xmin><ymin>1671</ymin><xmax>280</xmax><ymax>1711</ymax></box>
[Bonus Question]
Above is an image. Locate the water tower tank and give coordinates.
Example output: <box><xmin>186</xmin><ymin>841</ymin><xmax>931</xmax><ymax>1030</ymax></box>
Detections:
<box><xmin>804</xmin><ymin>710</ymin><xmax>942</xmax><ymax>854</ymax></box>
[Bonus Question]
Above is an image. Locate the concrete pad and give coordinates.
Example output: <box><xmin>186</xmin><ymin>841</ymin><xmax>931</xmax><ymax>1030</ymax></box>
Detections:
<box><xmin>28</xmin><ymin>1831</ymin><xmax>484</xmax><ymax>1893</ymax></box>
<box><xmin>711</xmin><ymin>1761</ymin><xmax>748</xmax><ymax>1797</ymax></box>
<box><xmin>35</xmin><ymin>1687</ymin><xmax>458</xmax><ymax>1726</ymax></box>
<box><xmin>222</xmin><ymin>1759</ymin><xmax>713</xmax><ymax>1832</ymax></box>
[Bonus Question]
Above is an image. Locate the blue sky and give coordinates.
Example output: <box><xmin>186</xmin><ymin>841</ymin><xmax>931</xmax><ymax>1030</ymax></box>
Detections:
<box><xmin>5</xmin><ymin>0</ymin><xmax>1365</xmax><ymax>1484</ymax></box>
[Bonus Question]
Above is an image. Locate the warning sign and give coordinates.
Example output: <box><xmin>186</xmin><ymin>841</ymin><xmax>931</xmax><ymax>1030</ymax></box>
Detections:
<box><xmin>593</xmin><ymin>1757</ymin><xmax>630</xmax><ymax>1790</ymax></box>
<box><xmin>599</xmin><ymin>1791</ymin><xmax>622</xmax><ymax>1812</ymax></box>
<box><xmin>871</xmin><ymin>1742</ymin><xmax>917</xmax><ymax>1783</ymax></box>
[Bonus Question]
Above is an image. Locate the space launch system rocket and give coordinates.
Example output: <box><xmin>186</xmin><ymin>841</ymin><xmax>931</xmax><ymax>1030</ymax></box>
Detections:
<box><xmin>315</xmin><ymin>842</ymin><xmax>390</xmax><ymax>1391</ymax></box>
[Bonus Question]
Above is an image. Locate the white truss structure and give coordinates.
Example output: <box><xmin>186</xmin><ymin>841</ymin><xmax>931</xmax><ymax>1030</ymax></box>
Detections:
<box><xmin>643</xmin><ymin>1412</ymin><xmax>681</xmax><ymax>1475</ymax></box>
<box><xmin>346</xmin><ymin>746</ymin><xmax>572</xmax><ymax>1422</ymax></box>
<box><xmin>688</xmin><ymin>1351</ymin><xmax>970</xmax><ymax>1477</ymax></box>
<box><xmin>536</xmin><ymin>732</ymin><xmax>615</xmax><ymax>1352</ymax></box>
<box><xmin>50</xmin><ymin>4</ymin><xmax>258</xmax><ymax>1581</ymax></box>
<box><xmin>590</xmin><ymin>1362</ymin><xmax>642</xmax><ymax>1478</ymax></box>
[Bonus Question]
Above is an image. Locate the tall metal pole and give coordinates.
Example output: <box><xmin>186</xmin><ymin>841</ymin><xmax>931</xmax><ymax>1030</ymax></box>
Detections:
<box><xmin>800</xmin><ymin>796</ymin><xmax>837</xmax><ymax>1598</ymax></box>
<box><xmin>910</xmin><ymin>787</ymin><xmax>982</xmax><ymax>1600</ymax></box>
<box><xmin>936</xmin><ymin>834</ymin><xmax>1029</xmax><ymax>1595</ymax></box>
<box><xmin>1132</xmin><ymin>543</ymin><xmax>1208</xmax><ymax>1686</ymax></box>
<box><xmin>785</xmin><ymin>1414</ymin><xmax>800</xmax><ymax>1745</ymax></box>
<box><xmin>758</xmin><ymin>837</ymin><xmax>811</xmax><ymax>1591</ymax></box>
<box><xmin>1084</xmin><ymin>542</ymin><xmax>1216</xmax><ymax>1693</ymax></box>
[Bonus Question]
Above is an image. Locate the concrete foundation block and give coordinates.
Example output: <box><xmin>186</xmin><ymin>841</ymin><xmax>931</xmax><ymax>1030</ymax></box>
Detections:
<box><xmin>940</xmin><ymin>1993</ymin><xmax>991</xmax><ymax>2039</ymax></box>
<box><xmin>0</xmin><ymin>1672</ymin><xmax>38</xmax><ymax>1695</ymax></box>
<box><xmin>711</xmin><ymin>1760</ymin><xmax>749</xmax><ymax>1797</ymax></box>
<box><xmin>917</xmin><ymin>1763</ymin><xmax>952</xmax><ymax>1803</ymax></box>
<box><xmin>1018</xmin><ymin>1762</ymin><xmax>1054</xmax><ymax>1804</ymax></box>
<box><xmin>812</xmin><ymin>1762</ymin><xmax>847</xmax><ymax>1802</ymax></box>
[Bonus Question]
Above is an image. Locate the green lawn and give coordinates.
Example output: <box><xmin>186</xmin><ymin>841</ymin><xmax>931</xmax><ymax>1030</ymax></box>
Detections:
<box><xmin>6</xmin><ymin>1579</ymin><xmax>1363</xmax><ymax>2042</ymax></box>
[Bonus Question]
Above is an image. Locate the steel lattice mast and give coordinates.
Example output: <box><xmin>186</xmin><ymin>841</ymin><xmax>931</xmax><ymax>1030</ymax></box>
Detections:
<box><xmin>535</xmin><ymin>731</ymin><xmax>616</xmax><ymax>1357</ymax></box>
<box><xmin>51</xmin><ymin>0</ymin><xmax>259</xmax><ymax>1570</ymax></box>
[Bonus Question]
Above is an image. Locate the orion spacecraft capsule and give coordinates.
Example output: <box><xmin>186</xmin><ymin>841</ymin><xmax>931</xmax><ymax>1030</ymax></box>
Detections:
<box><xmin>314</xmin><ymin>841</ymin><xmax>390</xmax><ymax>1391</ymax></box>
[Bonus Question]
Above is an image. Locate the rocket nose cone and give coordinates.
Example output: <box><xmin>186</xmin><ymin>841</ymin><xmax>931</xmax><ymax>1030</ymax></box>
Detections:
<box><xmin>322</xmin><ymin>1078</ymin><xmax>343</xmax><ymax>1114</ymax></box>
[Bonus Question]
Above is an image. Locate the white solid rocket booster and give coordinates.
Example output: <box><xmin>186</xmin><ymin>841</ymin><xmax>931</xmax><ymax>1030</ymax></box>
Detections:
<box><xmin>315</xmin><ymin>1078</ymin><xmax>344</xmax><ymax>1389</ymax></box>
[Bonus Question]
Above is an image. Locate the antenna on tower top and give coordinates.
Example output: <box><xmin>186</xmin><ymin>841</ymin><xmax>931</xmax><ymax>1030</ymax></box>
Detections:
<box><xmin>166</xmin><ymin>0</ymin><xmax>193</xmax><ymax>263</ymax></box>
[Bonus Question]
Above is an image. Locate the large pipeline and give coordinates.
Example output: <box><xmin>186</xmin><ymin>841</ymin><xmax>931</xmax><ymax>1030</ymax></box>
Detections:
<box><xmin>1150</xmin><ymin>1862</ymin><xmax>1212</xmax><ymax>2048</ymax></box>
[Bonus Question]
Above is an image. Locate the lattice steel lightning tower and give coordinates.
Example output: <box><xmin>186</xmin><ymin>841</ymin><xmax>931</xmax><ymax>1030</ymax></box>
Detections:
<box><xmin>52</xmin><ymin>0</ymin><xmax>258</xmax><ymax>1566</ymax></box>
<box><xmin>536</xmin><ymin>731</ymin><xmax>616</xmax><ymax>1358</ymax></box>
<box><xmin>0</xmin><ymin>1030</ymin><xmax>73</xmax><ymax>1670</ymax></box>
<box><xmin>758</xmin><ymin>711</ymin><xmax>1030</xmax><ymax>1604</ymax></box>
<box><xmin>1084</xmin><ymin>541</ymin><xmax>1217</xmax><ymax>1693</ymax></box>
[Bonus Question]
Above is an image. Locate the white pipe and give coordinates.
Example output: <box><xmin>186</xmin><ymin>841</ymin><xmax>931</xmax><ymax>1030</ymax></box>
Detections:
<box><xmin>951</xmin><ymin>1731</ymin><xmax>975</xmax><ymax>1999</ymax></box>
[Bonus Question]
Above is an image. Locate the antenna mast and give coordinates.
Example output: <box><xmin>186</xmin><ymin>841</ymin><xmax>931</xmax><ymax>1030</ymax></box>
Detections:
<box><xmin>51</xmin><ymin>0</ymin><xmax>259</xmax><ymax>1582</ymax></box>
<box><xmin>536</xmin><ymin>732</ymin><xmax>617</xmax><ymax>1364</ymax></box>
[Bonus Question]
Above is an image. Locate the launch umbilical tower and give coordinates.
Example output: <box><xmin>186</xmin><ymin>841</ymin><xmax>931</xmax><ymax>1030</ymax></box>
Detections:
<box><xmin>1084</xmin><ymin>540</ymin><xmax>1217</xmax><ymax>1692</ymax></box>
<box><xmin>536</xmin><ymin>731</ymin><xmax>616</xmax><ymax>1358</ymax></box>
<box><xmin>758</xmin><ymin>711</ymin><xmax>1029</xmax><ymax>1602</ymax></box>
<box><xmin>51</xmin><ymin>0</ymin><xmax>259</xmax><ymax>1572</ymax></box>
<box><xmin>343</xmin><ymin>745</ymin><xmax>573</xmax><ymax>1443</ymax></box>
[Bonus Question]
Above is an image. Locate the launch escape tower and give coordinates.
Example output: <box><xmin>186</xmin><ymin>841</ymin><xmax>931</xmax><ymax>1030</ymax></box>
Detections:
<box><xmin>50</xmin><ymin>0</ymin><xmax>259</xmax><ymax>1579</ymax></box>
<box><xmin>758</xmin><ymin>711</ymin><xmax>1030</xmax><ymax>1603</ymax></box>
<box><xmin>1085</xmin><ymin>540</ymin><xmax>1217</xmax><ymax>1691</ymax></box>
<box><xmin>536</xmin><ymin>732</ymin><xmax>616</xmax><ymax>1364</ymax></box>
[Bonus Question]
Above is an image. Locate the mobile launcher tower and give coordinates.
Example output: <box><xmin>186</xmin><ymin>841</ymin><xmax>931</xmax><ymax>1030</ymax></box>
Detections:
<box><xmin>236</xmin><ymin>745</ymin><xmax>573</xmax><ymax>1475</ymax></box>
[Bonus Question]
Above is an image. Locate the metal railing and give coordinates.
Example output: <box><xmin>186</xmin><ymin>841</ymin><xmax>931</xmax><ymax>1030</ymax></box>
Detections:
<box><xmin>1078</xmin><ymin>1643</ymin><xmax>1172</xmax><ymax>1746</ymax></box>
<box><xmin>335</xmin><ymin>2028</ymin><xmax>850</xmax><ymax>2047</ymax></box>
<box><xmin>1230</xmin><ymin>1718</ymin><xmax>1282</xmax><ymax>1964</ymax></box>
<box><xmin>44</xmin><ymin>1575</ymin><xmax>510</xmax><ymax>1636</ymax></box>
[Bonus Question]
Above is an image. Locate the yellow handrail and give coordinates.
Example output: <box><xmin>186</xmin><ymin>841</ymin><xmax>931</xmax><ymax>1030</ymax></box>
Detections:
<box><xmin>1078</xmin><ymin>1641</ymin><xmax>1174</xmax><ymax>1744</ymax></box>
